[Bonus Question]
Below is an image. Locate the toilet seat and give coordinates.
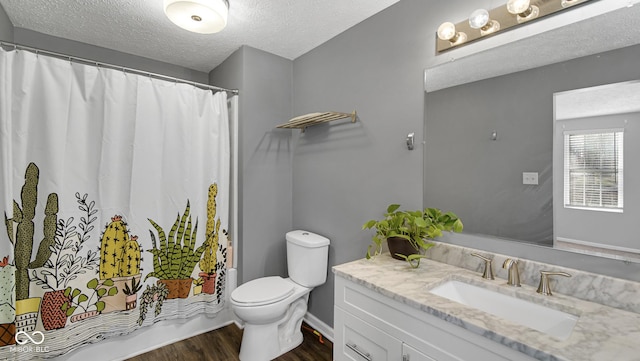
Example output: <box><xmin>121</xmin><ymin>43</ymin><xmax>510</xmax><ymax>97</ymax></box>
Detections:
<box><xmin>232</xmin><ymin>276</ymin><xmax>295</xmax><ymax>306</ymax></box>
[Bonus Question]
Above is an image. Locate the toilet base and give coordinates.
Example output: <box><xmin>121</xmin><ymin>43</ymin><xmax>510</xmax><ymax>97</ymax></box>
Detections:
<box><xmin>239</xmin><ymin>296</ymin><xmax>309</xmax><ymax>361</ymax></box>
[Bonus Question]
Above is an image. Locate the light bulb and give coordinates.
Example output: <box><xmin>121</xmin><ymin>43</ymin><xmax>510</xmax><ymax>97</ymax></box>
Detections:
<box><xmin>506</xmin><ymin>0</ymin><xmax>539</xmax><ymax>23</ymax></box>
<box><xmin>507</xmin><ymin>0</ymin><xmax>531</xmax><ymax>14</ymax></box>
<box><xmin>437</xmin><ymin>22</ymin><xmax>457</xmax><ymax>41</ymax></box>
<box><xmin>437</xmin><ymin>22</ymin><xmax>467</xmax><ymax>45</ymax></box>
<box><xmin>469</xmin><ymin>9</ymin><xmax>489</xmax><ymax>29</ymax></box>
<box><xmin>469</xmin><ymin>9</ymin><xmax>500</xmax><ymax>35</ymax></box>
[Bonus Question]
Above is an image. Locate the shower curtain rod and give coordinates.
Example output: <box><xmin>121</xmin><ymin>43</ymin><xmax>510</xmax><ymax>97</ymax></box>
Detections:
<box><xmin>0</xmin><ymin>41</ymin><xmax>239</xmax><ymax>95</ymax></box>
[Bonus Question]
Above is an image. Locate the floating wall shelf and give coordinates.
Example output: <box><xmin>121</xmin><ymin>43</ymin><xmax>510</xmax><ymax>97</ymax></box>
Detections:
<box><xmin>276</xmin><ymin>111</ymin><xmax>357</xmax><ymax>132</ymax></box>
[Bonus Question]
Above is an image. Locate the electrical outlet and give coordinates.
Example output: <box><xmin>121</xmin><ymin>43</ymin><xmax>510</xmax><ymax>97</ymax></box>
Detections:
<box><xmin>523</xmin><ymin>172</ymin><xmax>539</xmax><ymax>185</ymax></box>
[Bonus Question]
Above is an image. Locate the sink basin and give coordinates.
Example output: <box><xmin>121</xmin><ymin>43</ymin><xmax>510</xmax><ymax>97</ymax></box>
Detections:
<box><xmin>429</xmin><ymin>280</ymin><xmax>578</xmax><ymax>340</ymax></box>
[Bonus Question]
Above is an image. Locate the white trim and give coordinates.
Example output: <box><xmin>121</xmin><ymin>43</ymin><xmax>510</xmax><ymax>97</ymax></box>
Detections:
<box><xmin>304</xmin><ymin>312</ymin><xmax>334</xmax><ymax>343</ymax></box>
<box><xmin>563</xmin><ymin>205</ymin><xmax>623</xmax><ymax>213</ymax></box>
<box><xmin>555</xmin><ymin>237</ymin><xmax>640</xmax><ymax>263</ymax></box>
<box><xmin>562</xmin><ymin>127</ymin><xmax>625</xmax><ymax>135</ymax></box>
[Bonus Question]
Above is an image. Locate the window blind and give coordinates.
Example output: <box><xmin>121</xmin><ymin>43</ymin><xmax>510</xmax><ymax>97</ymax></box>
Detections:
<box><xmin>563</xmin><ymin>129</ymin><xmax>623</xmax><ymax>210</ymax></box>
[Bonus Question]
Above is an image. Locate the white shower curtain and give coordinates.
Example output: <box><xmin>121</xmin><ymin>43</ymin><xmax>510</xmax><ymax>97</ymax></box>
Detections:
<box><xmin>0</xmin><ymin>47</ymin><xmax>230</xmax><ymax>359</ymax></box>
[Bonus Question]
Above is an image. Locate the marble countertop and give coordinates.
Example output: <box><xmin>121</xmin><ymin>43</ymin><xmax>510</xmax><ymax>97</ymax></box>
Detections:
<box><xmin>333</xmin><ymin>254</ymin><xmax>640</xmax><ymax>361</ymax></box>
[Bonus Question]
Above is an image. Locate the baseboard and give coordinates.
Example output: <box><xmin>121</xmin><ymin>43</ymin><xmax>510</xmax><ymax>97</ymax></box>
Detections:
<box><xmin>303</xmin><ymin>312</ymin><xmax>334</xmax><ymax>343</ymax></box>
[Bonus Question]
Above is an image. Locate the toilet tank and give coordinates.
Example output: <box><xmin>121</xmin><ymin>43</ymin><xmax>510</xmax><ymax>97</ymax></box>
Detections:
<box><xmin>286</xmin><ymin>230</ymin><xmax>330</xmax><ymax>288</ymax></box>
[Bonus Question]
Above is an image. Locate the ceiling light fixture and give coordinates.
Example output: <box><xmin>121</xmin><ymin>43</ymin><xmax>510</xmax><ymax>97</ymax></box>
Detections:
<box><xmin>436</xmin><ymin>0</ymin><xmax>595</xmax><ymax>53</ymax></box>
<box><xmin>164</xmin><ymin>0</ymin><xmax>229</xmax><ymax>34</ymax></box>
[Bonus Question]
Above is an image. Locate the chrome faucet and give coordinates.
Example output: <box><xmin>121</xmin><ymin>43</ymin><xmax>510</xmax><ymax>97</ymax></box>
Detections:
<box><xmin>471</xmin><ymin>253</ymin><xmax>494</xmax><ymax>280</ymax></box>
<box><xmin>502</xmin><ymin>258</ymin><xmax>521</xmax><ymax>287</ymax></box>
<box><xmin>536</xmin><ymin>270</ymin><xmax>571</xmax><ymax>296</ymax></box>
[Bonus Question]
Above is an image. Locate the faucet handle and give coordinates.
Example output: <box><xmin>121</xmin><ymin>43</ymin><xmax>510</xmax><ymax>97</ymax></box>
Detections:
<box><xmin>471</xmin><ymin>253</ymin><xmax>494</xmax><ymax>280</ymax></box>
<box><xmin>502</xmin><ymin>258</ymin><xmax>521</xmax><ymax>287</ymax></box>
<box><xmin>537</xmin><ymin>270</ymin><xmax>571</xmax><ymax>296</ymax></box>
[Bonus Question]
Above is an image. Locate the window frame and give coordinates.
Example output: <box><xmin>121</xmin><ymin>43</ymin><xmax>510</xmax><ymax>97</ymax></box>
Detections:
<box><xmin>563</xmin><ymin>128</ymin><xmax>624</xmax><ymax>213</ymax></box>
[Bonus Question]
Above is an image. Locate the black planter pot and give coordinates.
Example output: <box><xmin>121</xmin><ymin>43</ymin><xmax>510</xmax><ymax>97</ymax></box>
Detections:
<box><xmin>386</xmin><ymin>236</ymin><xmax>419</xmax><ymax>260</ymax></box>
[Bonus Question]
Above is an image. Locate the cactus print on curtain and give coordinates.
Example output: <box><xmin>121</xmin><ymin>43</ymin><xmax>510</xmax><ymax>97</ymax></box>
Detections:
<box><xmin>0</xmin><ymin>47</ymin><xmax>230</xmax><ymax>359</ymax></box>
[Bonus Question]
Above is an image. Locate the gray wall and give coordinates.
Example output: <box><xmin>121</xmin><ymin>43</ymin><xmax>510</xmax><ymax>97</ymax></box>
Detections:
<box><xmin>0</xmin><ymin>3</ymin><xmax>13</xmax><ymax>42</ymax></box>
<box><xmin>210</xmin><ymin>46</ymin><xmax>294</xmax><ymax>284</ymax></box>
<box><xmin>425</xmin><ymin>65</ymin><xmax>554</xmax><ymax>245</ymax></box>
<box><xmin>290</xmin><ymin>0</ymin><xmax>640</xmax><ymax>328</ymax></box>
<box><xmin>14</xmin><ymin>28</ymin><xmax>207</xmax><ymax>83</ymax></box>
<box><xmin>292</xmin><ymin>0</ymin><xmax>431</xmax><ymax>326</ymax></box>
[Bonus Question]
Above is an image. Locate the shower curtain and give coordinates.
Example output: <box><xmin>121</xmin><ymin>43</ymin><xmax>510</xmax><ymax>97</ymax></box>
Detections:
<box><xmin>0</xmin><ymin>47</ymin><xmax>231</xmax><ymax>359</ymax></box>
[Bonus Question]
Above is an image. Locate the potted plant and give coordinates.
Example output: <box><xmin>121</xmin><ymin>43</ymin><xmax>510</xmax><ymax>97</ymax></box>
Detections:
<box><xmin>0</xmin><ymin>256</ymin><xmax>16</xmax><ymax>346</ymax></box>
<box><xmin>137</xmin><ymin>283</ymin><xmax>170</xmax><ymax>326</ymax></box>
<box><xmin>122</xmin><ymin>277</ymin><xmax>143</xmax><ymax>310</ymax></box>
<box><xmin>198</xmin><ymin>184</ymin><xmax>222</xmax><ymax>295</ymax></box>
<box><xmin>192</xmin><ymin>278</ymin><xmax>204</xmax><ymax>295</ymax></box>
<box><xmin>98</xmin><ymin>214</ymin><xmax>142</xmax><ymax>313</ymax></box>
<box><xmin>362</xmin><ymin>204</ymin><xmax>463</xmax><ymax>268</ymax></box>
<box><xmin>5</xmin><ymin>163</ymin><xmax>60</xmax><ymax>332</ymax></box>
<box><xmin>145</xmin><ymin>201</ymin><xmax>208</xmax><ymax>299</ymax></box>
<box><xmin>62</xmin><ymin>277</ymin><xmax>117</xmax><ymax>323</ymax></box>
<box><xmin>29</xmin><ymin>192</ymin><xmax>101</xmax><ymax>330</ymax></box>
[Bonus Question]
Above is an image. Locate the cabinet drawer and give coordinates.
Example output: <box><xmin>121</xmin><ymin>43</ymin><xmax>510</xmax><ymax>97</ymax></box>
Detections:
<box><xmin>403</xmin><ymin>343</ymin><xmax>437</xmax><ymax>361</ymax></box>
<box><xmin>334</xmin><ymin>306</ymin><xmax>402</xmax><ymax>361</ymax></box>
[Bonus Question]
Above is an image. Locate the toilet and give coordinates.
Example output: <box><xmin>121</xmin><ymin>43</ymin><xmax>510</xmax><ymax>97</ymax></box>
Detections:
<box><xmin>231</xmin><ymin>230</ymin><xmax>330</xmax><ymax>361</ymax></box>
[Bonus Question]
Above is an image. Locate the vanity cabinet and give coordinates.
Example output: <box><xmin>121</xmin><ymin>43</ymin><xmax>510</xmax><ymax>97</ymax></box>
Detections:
<box><xmin>334</xmin><ymin>275</ymin><xmax>537</xmax><ymax>361</ymax></box>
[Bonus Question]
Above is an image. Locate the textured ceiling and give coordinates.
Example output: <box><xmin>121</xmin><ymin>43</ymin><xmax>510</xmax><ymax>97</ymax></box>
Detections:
<box><xmin>0</xmin><ymin>0</ymin><xmax>401</xmax><ymax>72</ymax></box>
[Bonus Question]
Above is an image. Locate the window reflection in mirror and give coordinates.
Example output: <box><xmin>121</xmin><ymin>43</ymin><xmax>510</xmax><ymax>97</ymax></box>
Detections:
<box><xmin>553</xmin><ymin>80</ymin><xmax>640</xmax><ymax>262</ymax></box>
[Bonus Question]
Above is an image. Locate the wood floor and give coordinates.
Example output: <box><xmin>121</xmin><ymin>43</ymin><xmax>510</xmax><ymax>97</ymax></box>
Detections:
<box><xmin>126</xmin><ymin>322</ymin><xmax>333</xmax><ymax>361</ymax></box>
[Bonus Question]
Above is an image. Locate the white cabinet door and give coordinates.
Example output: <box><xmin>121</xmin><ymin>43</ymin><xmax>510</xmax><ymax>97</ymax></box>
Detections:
<box><xmin>402</xmin><ymin>343</ymin><xmax>437</xmax><ymax>361</ymax></box>
<box><xmin>334</xmin><ymin>307</ymin><xmax>403</xmax><ymax>361</ymax></box>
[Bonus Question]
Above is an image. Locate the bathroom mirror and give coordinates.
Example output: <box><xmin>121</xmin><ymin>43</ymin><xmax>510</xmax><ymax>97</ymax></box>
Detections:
<box><xmin>424</xmin><ymin>3</ymin><xmax>640</xmax><ymax>262</ymax></box>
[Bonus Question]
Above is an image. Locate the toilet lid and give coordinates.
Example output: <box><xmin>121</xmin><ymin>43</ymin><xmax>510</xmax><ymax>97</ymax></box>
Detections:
<box><xmin>232</xmin><ymin>276</ymin><xmax>295</xmax><ymax>305</ymax></box>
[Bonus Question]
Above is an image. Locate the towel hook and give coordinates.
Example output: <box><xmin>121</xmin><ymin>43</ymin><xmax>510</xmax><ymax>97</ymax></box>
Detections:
<box><xmin>406</xmin><ymin>132</ymin><xmax>415</xmax><ymax>150</ymax></box>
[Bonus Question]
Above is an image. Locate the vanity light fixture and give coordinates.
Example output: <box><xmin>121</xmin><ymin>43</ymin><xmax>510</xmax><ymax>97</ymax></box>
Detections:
<box><xmin>164</xmin><ymin>0</ymin><xmax>229</xmax><ymax>34</ymax></box>
<box><xmin>436</xmin><ymin>0</ymin><xmax>596</xmax><ymax>53</ymax></box>
<box><xmin>469</xmin><ymin>9</ymin><xmax>501</xmax><ymax>36</ymax></box>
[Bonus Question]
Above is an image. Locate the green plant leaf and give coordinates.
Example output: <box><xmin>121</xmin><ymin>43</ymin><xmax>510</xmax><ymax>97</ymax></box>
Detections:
<box><xmin>78</xmin><ymin>294</ymin><xmax>88</xmax><ymax>303</ymax></box>
<box><xmin>414</xmin><ymin>217</ymin><xmax>427</xmax><ymax>228</ymax></box>
<box><xmin>386</xmin><ymin>204</ymin><xmax>401</xmax><ymax>213</ymax></box>
<box><xmin>108</xmin><ymin>287</ymin><xmax>118</xmax><ymax>296</ymax></box>
<box><xmin>362</xmin><ymin>220</ymin><xmax>377</xmax><ymax>229</ymax></box>
<box><xmin>95</xmin><ymin>301</ymin><xmax>105</xmax><ymax>313</ymax></box>
<box><xmin>66</xmin><ymin>306</ymin><xmax>77</xmax><ymax>317</ymax></box>
<box><xmin>97</xmin><ymin>288</ymin><xmax>107</xmax><ymax>298</ymax></box>
<box><xmin>453</xmin><ymin>219</ymin><xmax>464</xmax><ymax>233</ymax></box>
<box><xmin>102</xmin><ymin>278</ymin><xmax>114</xmax><ymax>287</ymax></box>
<box><xmin>396</xmin><ymin>254</ymin><xmax>427</xmax><ymax>268</ymax></box>
<box><xmin>63</xmin><ymin>287</ymin><xmax>72</xmax><ymax>297</ymax></box>
<box><xmin>72</xmin><ymin>288</ymin><xmax>81</xmax><ymax>298</ymax></box>
<box><xmin>87</xmin><ymin>278</ymin><xmax>99</xmax><ymax>289</ymax></box>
